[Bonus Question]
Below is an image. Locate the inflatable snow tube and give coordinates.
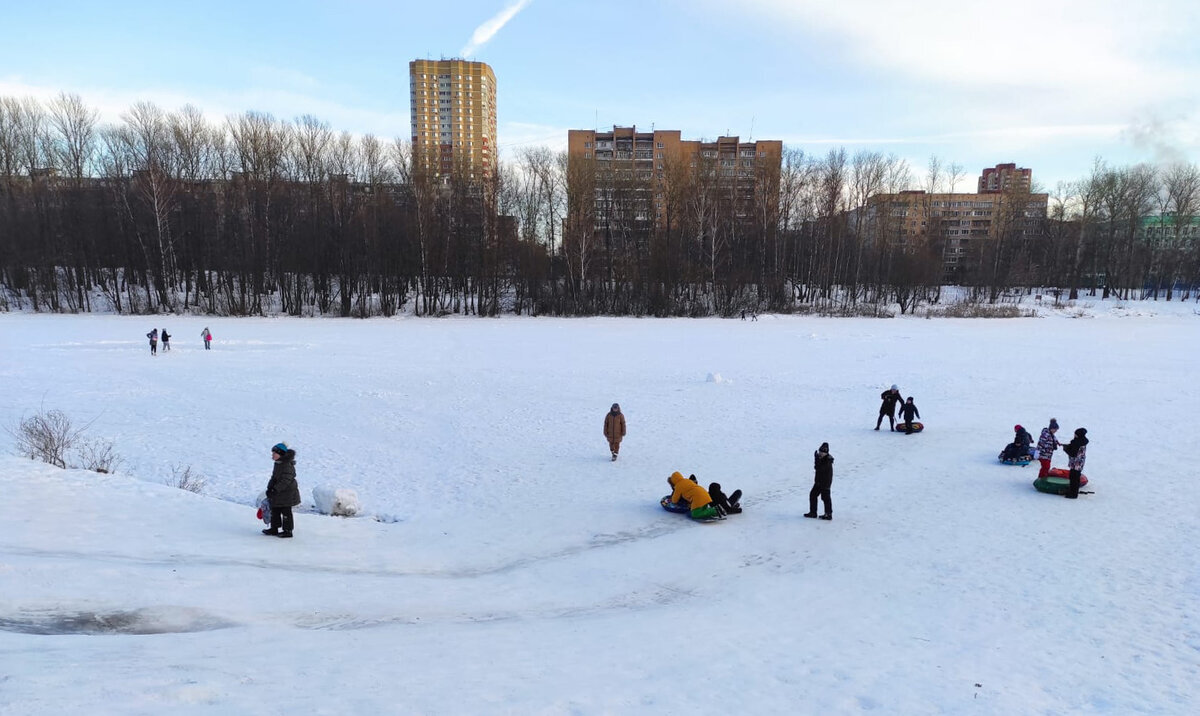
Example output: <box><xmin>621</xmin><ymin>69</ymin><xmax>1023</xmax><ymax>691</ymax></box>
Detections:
<box><xmin>999</xmin><ymin>453</ymin><xmax>1034</xmax><ymax>465</ymax></box>
<box><xmin>660</xmin><ymin>495</ymin><xmax>690</xmax><ymax>514</ymax></box>
<box><xmin>894</xmin><ymin>421</ymin><xmax>923</xmax><ymax>433</ymax></box>
<box><xmin>1033</xmin><ymin>471</ymin><xmax>1088</xmax><ymax>494</ymax></box>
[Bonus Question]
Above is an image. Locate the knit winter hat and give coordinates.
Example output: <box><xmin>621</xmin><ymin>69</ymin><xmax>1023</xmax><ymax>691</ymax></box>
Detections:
<box><xmin>890</xmin><ymin>384</ymin><xmax>898</xmax><ymax>391</ymax></box>
<box><xmin>272</xmin><ymin>442</ymin><xmax>289</xmax><ymax>455</ymax></box>
<box><xmin>1074</xmin><ymin>428</ymin><xmax>1087</xmax><ymax>437</ymax></box>
<box><xmin>1014</xmin><ymin>424</ymin><xmax>1023</xmax><ymax>432</ymax></box>
<box><xmin>818</xmin><ymin>442</ymin><xmax>829</xmax><ymax>453</ymax></box>
<box><xmin>1049</xmin><ymin>418</ymin><xmax>1059</xmax><ymax>430</ymax></box>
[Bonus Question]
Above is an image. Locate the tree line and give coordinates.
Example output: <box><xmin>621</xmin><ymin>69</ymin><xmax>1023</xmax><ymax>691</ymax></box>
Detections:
<box><xmin>1</xmin><ymin>93</ymin><xmax>1198</xmax><ymax>317</ymax></box>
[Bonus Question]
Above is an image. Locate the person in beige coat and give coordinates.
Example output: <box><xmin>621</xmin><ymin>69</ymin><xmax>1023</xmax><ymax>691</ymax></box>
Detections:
<box><xmin>603</xmin><ymin>403</ymin><xmax>626</xmax><ymax>461</ymax></box>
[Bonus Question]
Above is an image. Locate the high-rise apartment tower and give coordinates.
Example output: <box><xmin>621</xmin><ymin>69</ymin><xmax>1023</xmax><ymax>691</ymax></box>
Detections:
<box><xmin>409</xmin><ymin>59</ymin><xmax>497</xmax><ymax>183</ymax></box>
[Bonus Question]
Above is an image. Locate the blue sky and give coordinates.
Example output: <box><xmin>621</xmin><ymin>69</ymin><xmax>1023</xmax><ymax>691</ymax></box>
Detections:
<box><xmin>2</xmin><ymin>0</ymin><xmax>1198</xmax><ymax>189</ymax></box>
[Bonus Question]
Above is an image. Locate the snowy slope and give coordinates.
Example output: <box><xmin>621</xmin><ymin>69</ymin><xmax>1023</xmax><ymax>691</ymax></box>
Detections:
<box><xmin>0</xmin><ymin>306</ymin><xmax>1197</xmax><ymax>714</ymax></box>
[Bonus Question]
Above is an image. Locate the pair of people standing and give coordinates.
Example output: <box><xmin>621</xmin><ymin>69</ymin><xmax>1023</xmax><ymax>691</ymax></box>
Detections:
<box><xmin>876</xmin><ymin>386</ymin><xmax>920</xmax><ymax>434</ymax></box>
<box><xmin>145</xmin><ymin>328</ymin><xmax>171</xmax><ymax>354</ymax></box>
<box><xmin>1035</xmin><ymin>419</ymin><xmax>1089</xmax><ymax>498</ymax></box>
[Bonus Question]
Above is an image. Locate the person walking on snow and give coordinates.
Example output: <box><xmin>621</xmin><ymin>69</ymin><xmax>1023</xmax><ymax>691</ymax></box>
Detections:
<box><xmin>263</xmin><ymin>443</ymin><xmax>301</xmax><ymax>537</ymax></box>
<box><xmin>201</xmin><ymin>327</ymin><xmax>212</xmax><ymax>350</ymax></box>
<box><xmin>899</xmin><ymin>397</ymin><xmax>921</xmax><ymax>434</ymax></box>
<box><xmin>805</xmin><ymin>442</ymin><xmax>834</xmax><ymax>520</ymax></box>
<box><xmin>1036</xmin><ymin>418</ymin><xmax>1061</xmax><ymax>477</ymax></box>
<box><xmin>876</xmin><ymin>384</ymin><xmax>904</xmax><ymax>431</ymax></box>
<box><xmin>147</xmin><ymin>328</ymin><xmax>158</xmax><ymax>355</ymax></box>
<box><xmin>160</xmin><ymin>329</ymin><xmax>171</xmax><ymax>351</ymax></box>
<box><xmin>667</xmin><ymin>471</ymin><xmax>719</xmax><ymax>520</ymax></box>
<box><xmin>1062</xmin><ymin>428</ymin><xmax>1088</xmax><ymax>499</ymax></box>
<box><xmin>603</xmin><ymin>403</ymin><xmax>626</xmax><ymax>461</ymax></box>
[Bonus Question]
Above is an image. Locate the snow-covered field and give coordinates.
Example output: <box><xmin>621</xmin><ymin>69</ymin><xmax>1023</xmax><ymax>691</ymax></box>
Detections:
<box><xmin>1</xmin><ymin>301</ymin><xmax>1198</xmax><ymax>714</ymax></box>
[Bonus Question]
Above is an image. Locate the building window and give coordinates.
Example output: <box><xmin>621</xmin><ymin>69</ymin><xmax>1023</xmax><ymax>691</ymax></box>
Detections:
<box><xmin>584</xmin><ymin>152</ymin><xmax>591</xmax><ymax>159</ymax></box>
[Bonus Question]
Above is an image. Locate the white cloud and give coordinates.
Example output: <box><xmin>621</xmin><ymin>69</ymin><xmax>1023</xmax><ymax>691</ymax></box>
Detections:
<box><xmin>738</xmin><ymin>0</ymin><xmax>1198</xmax><ymax>107</ymax></box>
<box><xmin>462</xmin><ymin>0</ymin><xmax>533</xmax><ymax>57</ymax></box>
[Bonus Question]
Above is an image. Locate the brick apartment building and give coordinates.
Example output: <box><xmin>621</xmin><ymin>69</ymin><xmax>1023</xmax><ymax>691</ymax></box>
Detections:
<box><xmin>566</xmin><ymin>125</ymin><xmax>782</xmax><ymax>232</ymax></box>
<box><xmin>867</xmin><ymin>165</ymin><xmax>1048</xmax><ymax>280</ymax></box>
<box><xmin>409</xmin><ymin>59</ymin><xmax>497</xmax><ymax>183</ymax></box>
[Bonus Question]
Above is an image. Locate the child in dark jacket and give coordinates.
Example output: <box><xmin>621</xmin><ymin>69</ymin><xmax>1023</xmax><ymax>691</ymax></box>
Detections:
<box><xmin>1062</xmin><ymin>428</ymin><xmax>1088</xmax><ymax>499</ymax></box>
<box><xmin>708</xmin><ymin>482</ymin><xmax>742</xmax><ymax>516</ymax></box>
<box><xmin>899</xmin><ymin>398</ymin><xmax>920</xmax><ymax>434</ymax></box>
<box><xmin>1001</xmin><ymin>424</ymin><xmax>1034</xmax><ymax>460</ymax></box>
<box><xmin>264</xmin><ymin>442</ymin><xmax>301</xmax><ymax>537</ymax></box>
<box><xmin>805</xmin><ymin>442</ymin><xmax>834</xmax><ymax>520</ymax></box>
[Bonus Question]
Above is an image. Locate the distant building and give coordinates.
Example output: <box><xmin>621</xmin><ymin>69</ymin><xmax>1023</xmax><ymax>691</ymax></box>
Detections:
<box><xmin>865</xmin><ymin>189</ymin><xmax>1048</xmax><ymax>280</ymax></box>
<box><xmin>409</xmin><ymin>59</ymin><xmax>497</xmax><ymax>183</ymax></box>
<box><xmin>1140</xmin><ymin>214</ymin><xmax>1200</xmax><ymax>243</ymax></box>
<box><xmin>566</xmin><ymin>125</ymin><xmax>781</xmax><ymax>231</ymax></box>
<box><xmin>978</xmin><ymin>163</ymin><xmax>1032</xmax><ymax>194</ymax></box>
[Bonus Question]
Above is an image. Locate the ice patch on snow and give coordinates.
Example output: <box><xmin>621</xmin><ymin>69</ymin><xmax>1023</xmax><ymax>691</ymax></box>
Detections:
<box><xmin>313</xmin><ymin>485</ymin><xmax>361</xmax><ymax>517</ymax></box>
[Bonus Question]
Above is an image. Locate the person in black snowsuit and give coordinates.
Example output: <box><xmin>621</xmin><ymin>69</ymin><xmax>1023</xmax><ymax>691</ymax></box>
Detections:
<box><xmin>876</xmin><ymin>385</ymin><xmax>903</xmax><ymax>431</ymax></box>
<box><xmin>160</xmin><ymin>329</ymin><xmax>171</xmax><ymax>351</ymax></box>
<box><xmin>1001</xmin><ymin>424</ymin><xmax>1034</xmax><ymax>460</ymax></box>
<box><xmin>805</xmin><ymin>442</ymin><xmax>834</xmax><ymax>520</ymax></box>
<box><xmin>263</xmin><ymin>443</ymin><xmax>301</xmax><ymax>537</ymax></box>
<box><xmin>899</xmin><ymin>397</ymin><xmax>920</xmax><ymax>434</ymax></box>
<box><xmin>708</xmin><ymin>482</ymin><xmax>742</xmax><ymax>516</ymax></box>
<box><xmin>147</xmin><ymin>328</ymin><xmax>158</xmax><ymax>355</ymax></box>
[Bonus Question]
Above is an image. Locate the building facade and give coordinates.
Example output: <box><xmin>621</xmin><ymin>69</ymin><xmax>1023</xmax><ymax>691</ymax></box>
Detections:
<box><xmin>409</xmin><ymin>59</ymin><xmax>497</xmax><ymax>183</ymax></box>
<box><xmin>566</xmin><ymin>125</ymin><xmax>782</xmax><ymax>229</ymax></box>
<box><xmin>867</xmin><ymin>189</ymin><xmax>1049</xmax><ymax>279</ymax></box>
<box><xmin>978</xmin><ymin>163</ymin><xmax>1032</xmax><ymax>194</ymax></box>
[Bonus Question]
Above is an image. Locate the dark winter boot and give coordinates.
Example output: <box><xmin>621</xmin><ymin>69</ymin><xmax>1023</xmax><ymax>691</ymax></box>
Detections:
<box><xmin>278</xmin><ymin>531</ymin><xmax>293</xmax><ymax>538</ymax></box>
<box><xmin>803</xmin><ymin>512</ymin><xmax>818</xmax><ymax>518</ymax></box>
<box><xmin>819</xmin><ymin>514</ymin><xmax>833</xmax><ymax>520</ymax></box>
<box><xmin>262</xmin><ymin>528</ymin><xmax>280</xmax><ymax>536</ymax></box>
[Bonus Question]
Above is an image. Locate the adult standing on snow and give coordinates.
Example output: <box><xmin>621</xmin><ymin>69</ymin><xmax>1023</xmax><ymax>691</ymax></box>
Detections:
<box><xmin>876</xmin><ymin>385</ymin><xmax>904</xmax><ymax>431</ymax></box>
<box><xmin>899</xmin><ymin>397</ymin><xmax>921</xmax><ymax>434</ymax></box>
<box><xmin>201</xmin><ymin>327</ymin><xmax>212</xmax><ymax>350</ymax></box>
<box><xmin>603</xmin><ymin>403</ymin><xmax>626</xmax><ymax>461</ymax></box>
<box><xmin>147</xmin><ymin>328</ymin><xmax>158</xmax><ymax>355</ymax></box>
<box><xmin>1062</xmin><ymin>428</ymin><xmax>1088</xmax><ymax>499</ymax></box>
<box><xmin>1036</xmin><ymin>418</ymin><xmax>1061</xmax><ymax>477</ymax></box>
<box><xmin>161</xmin><ymin>329</ymin><xmax>171</xmax><ymax>351</ymax></box>
<box><xmin>263</xmin><ymin>443</ymin><xmax>301</xmax><ymax>537</ymax></box>
<box><xmin>805</xmin><ymin>442</ymin><xmax>834</xmax><ymax>520</ymax></box>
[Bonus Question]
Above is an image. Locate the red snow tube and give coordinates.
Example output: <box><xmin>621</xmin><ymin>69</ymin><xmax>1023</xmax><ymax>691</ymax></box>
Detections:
<box><xmin>1033</xmin><ymin>469</ymin><xmax>1088</xmax><ymax>494</ymax></box>
<box><xmin>894</xmin><ymin>421</ymin><xmax>923</xmax><ymax>433</ymax></box>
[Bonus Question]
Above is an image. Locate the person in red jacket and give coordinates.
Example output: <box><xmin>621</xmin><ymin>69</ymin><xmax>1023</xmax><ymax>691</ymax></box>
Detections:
<box><xmin>603</xmin><ymin>403</ymin><xmax>626</xmax><ymax>461</ymax></box>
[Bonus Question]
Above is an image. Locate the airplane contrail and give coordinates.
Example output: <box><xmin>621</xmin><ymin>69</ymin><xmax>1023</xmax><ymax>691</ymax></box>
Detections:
<box><xmin>462</xmin><ymin>0</ymin><xmax>532</xmax><ymax>56</ymax></box>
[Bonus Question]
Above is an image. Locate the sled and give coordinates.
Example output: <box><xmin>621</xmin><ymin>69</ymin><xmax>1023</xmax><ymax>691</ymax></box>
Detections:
<box><xmin>1033</xmin><ymin>471</ymin><xmax>1089</xmax><ymax>494</ymax></box>
<box><xmin>999</xmin><ymin>454</ymin><xmax>1034</xmax><ymax>466</ymax></box>
<box><xmin>894</xmin><ymin>421</ymin><xmax>923</xmax><ymax>433</ymax></box>
<box><xmin>660</xmin><ymin>496</ymin><xmax>724</xmax><ymax>522</ymax></box>
<box><xmin>256</xmin><ymin>495</ymin><xmax>272</xmax><ymax>525</ymax></box>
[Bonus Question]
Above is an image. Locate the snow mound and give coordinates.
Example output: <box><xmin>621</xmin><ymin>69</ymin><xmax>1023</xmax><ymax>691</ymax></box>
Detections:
<box><xmin>312</xmin><ymin>485</ymin><xmax>361</xmax><ymax>517</ymax></box>
<box><xmin>706</xmin><ymin>372</ymin><xmax>730</xmax><ymax>384</ymax></box>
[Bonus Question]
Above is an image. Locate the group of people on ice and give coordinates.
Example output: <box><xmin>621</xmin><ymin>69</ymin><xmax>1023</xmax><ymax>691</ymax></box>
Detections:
<box><xmin>145</xmin><ymin>327</ymin><xmax>213</xmax><ymax>354</ymax></box>
<box><xmin>1002</xmin><ymin>419</ymin><xmax>1090</xmax><ymax>499</ymax></box>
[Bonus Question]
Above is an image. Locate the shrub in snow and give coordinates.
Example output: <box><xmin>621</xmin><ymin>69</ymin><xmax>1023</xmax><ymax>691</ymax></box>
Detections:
<box><xmin>166</xmin><ymin>465</ymin><xmax>206</xmax><ymax>494</ymax></box>
<box><xmin>8</xmin><ymin>408</ymin><xmax>86</xmax><ymax>469</ymax></box>
<box><xmin>313</xmin><ymin>485</ymin><xmax>360</xmax><ymax>517</ymax></box>
<box><xmin>75</xmin><ymin>437</ymin><xmax>124</xmax><ymax>474</ymax></box>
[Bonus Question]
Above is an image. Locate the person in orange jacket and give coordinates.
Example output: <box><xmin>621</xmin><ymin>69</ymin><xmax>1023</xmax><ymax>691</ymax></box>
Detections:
<box><xmin>667</xmin><ymin>471</ymin><xmax>719</xmax><ymax>520</ymax></box>
<box><xmin>603</xmin><ymin>403</ymin><xmax>626</xmax><ymax>461</ymax></box>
